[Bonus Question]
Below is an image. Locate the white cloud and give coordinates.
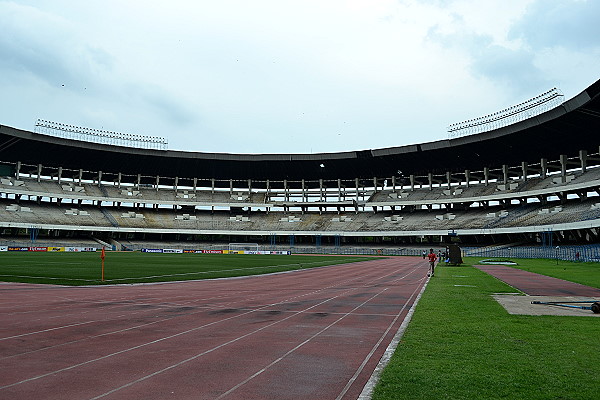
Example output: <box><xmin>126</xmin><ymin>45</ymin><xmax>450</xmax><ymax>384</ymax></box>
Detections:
<box><xmin>0</xmin><ymin>0</ymin><xmax>597</xmax><ymax>153</ymax></box>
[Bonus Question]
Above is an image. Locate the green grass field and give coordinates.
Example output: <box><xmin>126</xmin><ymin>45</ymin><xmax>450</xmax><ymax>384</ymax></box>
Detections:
<box><xmin>372</xmin><ymin>258</ymin><xmax>600</xmax><ymax>400</ymax></box>
<box><xmin>0</xmin><ymin>252</ymin><xmax>371</xmax><ymax>285</ymax></box>
<box><xmin>3</xmin><ymin>252</ymin><xmax>599</xmax><ymax>398</ymax></box>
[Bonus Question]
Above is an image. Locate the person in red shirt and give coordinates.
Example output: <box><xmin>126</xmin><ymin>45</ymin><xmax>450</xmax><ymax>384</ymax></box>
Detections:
<box><xmin>428</xmin><ymin>248</ymin><xmax>437</xmax><ymax>277</ymax></box>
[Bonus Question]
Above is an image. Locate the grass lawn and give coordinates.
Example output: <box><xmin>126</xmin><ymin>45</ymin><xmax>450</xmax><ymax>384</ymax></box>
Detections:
<box><xmin>373</xmin><ymin>259</ymin><xmax>600</xmax><ymax>400</ymax></box>
<box><xmin>0</xmin><ymin>252</ymin><xmax>371</xmax><ymax>285</ymax></box>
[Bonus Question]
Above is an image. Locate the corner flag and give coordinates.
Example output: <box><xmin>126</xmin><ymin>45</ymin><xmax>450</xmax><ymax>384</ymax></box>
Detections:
<box><xmin>101</xmin><ymin>247</ymin><xmax>106</xmax><ymax>281</ymax></box>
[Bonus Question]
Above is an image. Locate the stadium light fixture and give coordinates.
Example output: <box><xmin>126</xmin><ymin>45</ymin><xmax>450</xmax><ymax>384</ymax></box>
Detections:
<box><xmin>447</xmin><ymin>88</ymin><xmax>564</xmax><ymax>139</ymax></box>
<box><xmin>34</xmin><ymin>119</ymin><xmax>168</xmax><ymax>150</ymax></box>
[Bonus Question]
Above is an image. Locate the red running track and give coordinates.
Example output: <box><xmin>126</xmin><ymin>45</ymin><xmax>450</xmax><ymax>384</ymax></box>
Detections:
<box><xmin>0</xmin><ymin>257</ymin><xmax>428</xmax><ymax>400</ymax></box>
<box><xmin>475</xmin><ymin>265</ymin><xmax>600</xmax><ymax>296</ymax></box>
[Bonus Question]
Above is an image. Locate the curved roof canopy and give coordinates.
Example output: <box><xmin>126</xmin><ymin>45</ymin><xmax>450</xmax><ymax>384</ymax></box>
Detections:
<box><xmin>1</xmin><ymin>79</ymin><xmax>599</xmax><ymax>188</ymax></box>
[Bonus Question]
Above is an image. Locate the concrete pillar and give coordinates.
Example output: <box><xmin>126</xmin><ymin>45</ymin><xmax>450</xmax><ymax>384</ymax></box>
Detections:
<box><xmin>560</xmin><ymin>154</ymin><xmax>567</xmax><ymax>181</ymax></box>
<box><xmin>580</xmin><ymin>150</ymin><xmax>588</xmax><ymax>173</ymax></box>
<box><xmin>319</xmin><ymin>179</ymin><xmax>324</xmax><ymax>202</ymax></box>
<box><xmin>540</xmin><ymin>158</ymin><xmax>547</xmax><ymax>179</ymax></box>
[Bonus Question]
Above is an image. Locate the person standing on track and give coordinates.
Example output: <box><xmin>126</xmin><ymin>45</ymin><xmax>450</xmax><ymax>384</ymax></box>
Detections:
<box><xmin>428</xmin><ymin>248</ymin><xmax>437</xmax><ymax>277</ymax></box>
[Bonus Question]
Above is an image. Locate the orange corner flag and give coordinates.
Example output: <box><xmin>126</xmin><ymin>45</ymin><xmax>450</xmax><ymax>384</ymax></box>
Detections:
<box><xmin>101</xmin><ymin>247</ymin><xmax>106</xmax><ymax>281</ymax></box>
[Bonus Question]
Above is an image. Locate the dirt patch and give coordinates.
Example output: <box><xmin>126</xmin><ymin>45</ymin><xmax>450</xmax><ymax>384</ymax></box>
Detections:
<box><xmin>493</xmin><ymin>294</ymin><xmax>600</xmax><ymax>317</ymax></box>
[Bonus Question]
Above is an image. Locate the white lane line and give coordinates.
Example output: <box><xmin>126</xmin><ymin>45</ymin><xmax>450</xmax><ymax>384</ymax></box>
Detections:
<box><xmin>0</xmin><ymin>320</ymin><xmax>100</xmax><ymax>341</ymax></box>
<box><xmin>86</xmin><ymin>287</ymin><xmax>364</xmax><ymax>400</ymax></box>
<box><xmin>1</xmin><ymin>265</ymin><xmax>373</xmax><ymax>391</ymax></box>
<box><xmin>215</xmin><ymin>289</ymin><xmax>390</xmax><ymax>400</ymax></box>
<box><xmin>340</xmin><ymin>266</ymin><xmax>426</xmax><ymax>399</ymax></box>
<box><xmin>358</xmin><ymin>274</ymin><xmax>429</xmax><ymax>400</ymax></box>
<box><xmin>87</xmin><ymin>262</ymin><xmax>409</xmax><ymax>399</ymax></box>
<box><xmin>216</xmin><ymin>260</ymin><xmax>423</xmax><ymax>399</ymax></box>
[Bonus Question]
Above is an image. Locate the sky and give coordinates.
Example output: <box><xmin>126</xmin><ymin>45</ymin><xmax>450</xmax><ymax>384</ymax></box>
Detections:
<box><xmin>0</xmin><ymin>0</ymin><xmax>599</xmax><ymax>154</ymax></box>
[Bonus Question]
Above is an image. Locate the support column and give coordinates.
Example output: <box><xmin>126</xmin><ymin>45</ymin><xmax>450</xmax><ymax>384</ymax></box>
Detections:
<box><xmin>541</xmin><ymin>158</ymin><xmax>548</xmax><ymax>179</ymax></box>
<box><xmin>560</xmin><ymin>154</ymin><xmax>568</xmax><ymax>182</ymax></box>
<box><xmin>521</xmin><ymin>161</ymin><xmax>528</xmax><ymax>181</ymax></box>
<box><xmin>319</xmin><ymin>179</ymin><xmax>324</xmax><ymax>202</ymax></box>
<box><xmin>502</xmin><ymin>164</ymin><xmax>509</xmax><ymax>184</ymax></box>
<box><xmin>580</xmin><ymin>150</ymin><xmax>588</xmax><ymax>173</ymax></box>
<box><xmin>266</xmin><ymin>179</ymin><xmax>271</xmax><ymax>204</ymax></box>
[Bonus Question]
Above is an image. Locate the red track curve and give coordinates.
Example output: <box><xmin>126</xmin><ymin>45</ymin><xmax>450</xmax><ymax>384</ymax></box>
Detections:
<box><xmin>475</xmin><ymin>265</ymin><xmax>600</xmax><ymax>296</ymax></box>
<box><xmin>0</xmin><ymin>257</ymin><xmax>428</xmax><ymax>400</ymax></box>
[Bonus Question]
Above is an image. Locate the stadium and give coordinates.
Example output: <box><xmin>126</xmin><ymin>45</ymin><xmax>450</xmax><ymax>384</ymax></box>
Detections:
<box><xmin>1</xmin><ymin>79</ymin><xmax>600</xmax><ymax>257</ymax></box>
<box><xmin>2</xmin><ymin>79</ymin><xmax>600</xmax><ymax>400</ymax></box>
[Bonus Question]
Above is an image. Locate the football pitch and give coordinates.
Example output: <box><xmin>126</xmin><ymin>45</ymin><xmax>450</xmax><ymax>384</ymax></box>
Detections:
<box><xmin>372</xmin><ymin>258</ymin><xmax>600</xmax><ymax>400</ymax></box>
<box><xmin>0</xmin><ymin>252</ymin><xmax>372</xmax><ymax>285</ymax></box>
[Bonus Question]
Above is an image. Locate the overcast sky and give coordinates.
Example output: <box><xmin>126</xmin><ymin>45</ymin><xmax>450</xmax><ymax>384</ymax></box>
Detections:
<box><xmin>0</xmin><ymin>0</ymin><xmax>598</xmax><ymax>154</ymax></box>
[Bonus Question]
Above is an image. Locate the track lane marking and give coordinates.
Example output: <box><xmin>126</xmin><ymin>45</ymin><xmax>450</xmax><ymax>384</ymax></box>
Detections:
<box><xmin>0</xmin><ymin>263</ymin><xmax>379</xmax><ymax>391</ymax></box>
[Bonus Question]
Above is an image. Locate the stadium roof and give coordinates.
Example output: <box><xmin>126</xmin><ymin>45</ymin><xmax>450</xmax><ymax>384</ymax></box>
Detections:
<box><xmin>1</xmin><ymin>79</ymin><xmax>599</xmax><ymax>188</ymax></box>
